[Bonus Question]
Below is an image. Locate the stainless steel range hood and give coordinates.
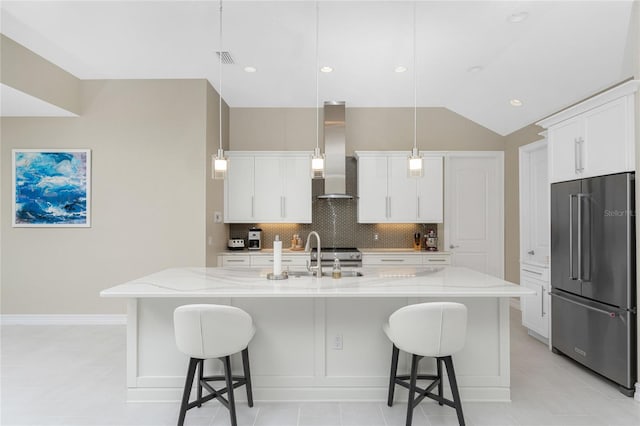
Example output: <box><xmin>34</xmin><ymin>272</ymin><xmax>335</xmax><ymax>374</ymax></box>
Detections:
<box><xmin>318</xmin><ymin>101</ymin><xmax>353</xmax><ymax>199</ymax></box>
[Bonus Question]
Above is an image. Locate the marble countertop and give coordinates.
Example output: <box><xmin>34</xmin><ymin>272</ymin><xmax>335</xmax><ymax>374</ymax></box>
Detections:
<box><xmin>100</xmin><ymin>266</ymin><xmax>533</xmax><ymax>299</ymax></box>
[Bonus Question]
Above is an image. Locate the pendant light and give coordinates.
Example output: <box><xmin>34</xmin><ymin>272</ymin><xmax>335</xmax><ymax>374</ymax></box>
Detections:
<box><xmin>408</xmin><ymin>2</ymin><xmax>424</xmax><ymax>178</ymax></box>
<box><xmin>311</xmin><ymin>1</ymin><xmax>325</xmax><ymax>179</ymax></box>
<box><xmin>212</xmin><ymin>0</ymin><xmax>228</xmax><ymax>180</ymax></box>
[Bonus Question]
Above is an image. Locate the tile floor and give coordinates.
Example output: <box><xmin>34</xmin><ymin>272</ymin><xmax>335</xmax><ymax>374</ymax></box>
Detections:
<box><xmin>2</xmin><ymin>309</ymin><xmax>640</xmax><ymax>426</ymax></box>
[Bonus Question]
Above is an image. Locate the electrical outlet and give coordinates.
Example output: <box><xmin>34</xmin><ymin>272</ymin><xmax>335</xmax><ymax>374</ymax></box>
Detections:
<box><xmin>214</xmin><ymin>211</ymin><xmax>222</xmax><ymax>223</ymax></box>
<box><xmin>373</xmin><ymin>233</ymin><xmax>379</xmax><ymax>241</ymax></box>
<box><xmin>332</xmin><ymin>334</ymin><xmax>343</xmax><ymax>350</ymax></box>
<box><xmin>207</xmin><ymin>236</ymin><xmax>213</xmax><ymax>246</ymax></box>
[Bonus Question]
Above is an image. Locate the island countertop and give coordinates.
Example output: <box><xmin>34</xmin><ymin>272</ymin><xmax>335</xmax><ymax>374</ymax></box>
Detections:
<box><xmin>100</xmin><ymin>266</ymin><xmax>533</xmax><ymax>298</ymax></box>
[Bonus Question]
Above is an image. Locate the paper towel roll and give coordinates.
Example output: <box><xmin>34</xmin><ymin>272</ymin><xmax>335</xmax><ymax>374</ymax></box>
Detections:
<box><xmin>273</xmin><ymin>235</ymin><xmax>282</xmax><ymax>276</ymax></box>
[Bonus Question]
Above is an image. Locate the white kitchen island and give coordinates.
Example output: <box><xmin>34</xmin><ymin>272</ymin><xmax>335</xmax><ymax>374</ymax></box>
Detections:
<box><xmin>101</xmin><ymin>266</ymin><xmax>533</xmax><ymax>403</ymax></box>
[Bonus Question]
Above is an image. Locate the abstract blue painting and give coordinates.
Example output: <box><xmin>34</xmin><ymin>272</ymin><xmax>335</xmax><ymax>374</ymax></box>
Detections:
<box><xmin>13</xmin><ymin>149</ymin><xmax>91</xmax><ymax>227</ymax></box>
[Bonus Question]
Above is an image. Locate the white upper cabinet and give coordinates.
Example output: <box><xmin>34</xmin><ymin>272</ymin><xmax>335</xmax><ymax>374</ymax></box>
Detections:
<box><xmin>387</xmin><ymin>156</ymin><xmax>418</xmax><ymax>222</ymax></box>
<box><xmin>225</xmin><ymin>155</ymin><xmax>255</xmax><ymax>222</ymax></box>
<box><xmin>357</xmin><ymin>155</ymin><xmax>388</xmax><ymax>223</ymax></box>
<box><xmin>417</xmin><ymin>156</ymin><xmax>444</xmax><ymax>223</ymax></box>
<box><xmin>538</xmin><ymin>80</ymin><xmax>638</xmax><ymax>184</ymax></box>
<box><xmin>355</xmin><ymin>152</ymin><xmax>443</xmax><ymax>223</ymax></box>
<box><xmin>224</xmin><ymin>152</ymin><xmax>312</xmax><ymax>223</ymax></box>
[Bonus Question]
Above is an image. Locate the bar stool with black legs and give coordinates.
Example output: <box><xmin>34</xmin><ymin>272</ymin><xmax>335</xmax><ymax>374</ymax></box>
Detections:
<box><xmin>173</xmin><ymin>304</ymin><xmax>255</xmax><ymax>426</ymax></box>
<box><xmin>384</xmin><ymin>302</ymin><xmax>467</xmax><ymax>426</ymax></box>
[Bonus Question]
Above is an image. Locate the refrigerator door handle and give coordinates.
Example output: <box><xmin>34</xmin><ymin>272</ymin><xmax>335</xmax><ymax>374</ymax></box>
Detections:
<box><xmin>568</xmin><ymin>194</ymin><xmax>576</xmax><ymax>280</ymax></box>
<box><xmin>577</xmin><ymin>193</ymin><xmax>588</xmax><ymax>282</ymax></box>
<box><xmin>550</xmin><ymin>292</ymin><xmax>619</xmax><ymax>318</ymax></box>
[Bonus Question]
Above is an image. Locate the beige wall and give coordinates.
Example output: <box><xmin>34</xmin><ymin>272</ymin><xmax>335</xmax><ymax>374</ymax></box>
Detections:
<box><xmin>230</xmin><ymin>107</ymin><xmax>504</xmax><ymax>153</ymax></box>
<box><xmin>1</xmin><ymin>79</ymin><xmax>214</xmax><ymax>314</ymax></box>
<box><xmin>229</xmin><ymin>108</ymin><xmax>317</xmax><ymax>151</ymax></box>
<box><xmin>1</xmin><ymin>34</ymin><xmax>81</xmax><ymax>115</ymax></box>
<box><xmin>348</xmin><ymin>107</ymin><xmax>505</xmax><ymax>152</ymax></box>
<box><xmin>503</xmin><ymin>124</ymin><xmax>545</xmax><ymax>284</ymax></box>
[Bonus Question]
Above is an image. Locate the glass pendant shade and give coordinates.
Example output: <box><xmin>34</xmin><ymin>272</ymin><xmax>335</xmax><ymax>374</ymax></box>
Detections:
<box><xmin>213</xmin><ymin>148</ymin><xmax>228</xmax><ymax>180</ymax></box>
<box><xmin>408</xmin><ymin>148</ymin><xmax>424</xmax><ymax>177</ymax></box>
<box><xmin>311</xmin><ymin>147</ymin><xmax>325</xmax><ymax>179</ymax></box>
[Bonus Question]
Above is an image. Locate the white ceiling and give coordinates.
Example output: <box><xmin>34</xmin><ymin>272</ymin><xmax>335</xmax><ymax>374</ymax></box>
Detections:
<box><xmin>0</xmin><ymin>1</ymin><xmax>635</xmax><ymax>135</ymax></box>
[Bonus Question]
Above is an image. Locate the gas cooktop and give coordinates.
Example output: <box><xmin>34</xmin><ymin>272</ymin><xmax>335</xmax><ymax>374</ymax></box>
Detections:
<box><xmin>310</xmin><ymin>247</ymin><xmax>362</xmax><ymax>265</ymax></box>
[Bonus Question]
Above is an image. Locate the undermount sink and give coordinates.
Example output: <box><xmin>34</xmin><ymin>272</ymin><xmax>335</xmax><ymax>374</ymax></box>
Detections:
<box><xmin>288</xmin><ymin>270</ymin><xmax>363</xmax><ymax>278</ymax></box>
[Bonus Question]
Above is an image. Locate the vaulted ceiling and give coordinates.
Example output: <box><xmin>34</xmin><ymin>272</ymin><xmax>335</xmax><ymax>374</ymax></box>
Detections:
<box><xmin>1</xmin><ymin>1</ymin><xmax>636</xmax><ymax>135</ymax></box>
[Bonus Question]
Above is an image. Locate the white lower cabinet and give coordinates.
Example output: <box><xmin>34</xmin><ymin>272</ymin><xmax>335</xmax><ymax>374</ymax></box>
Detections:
<box><xmin>362</xmin><ymin>252</ymin><xmax>451</xmax><ymax>267</ymax></box>
<box><xmin>218</xmin><ymin>253</ymin><xmax>309</xmax><ymax>270</ymax></box>
<box><xmin>422</xmin><ymin>253</ymin><xmax>452</xmax><ymax>266</ymax></box>
<box><xmin>220</xmin><ymin>255</ymin><xmax>251</xmax><ymax>267</ymax></box>
<box><xmin>250</xmin><ymin>255</ymin><xmax>308</xmax><ymax>269</ymax></box>
<box><xmin>520</xmin><ymin>264</ymin><xmax>550</xmax><ymax>340</ymax></box>
<box><xmin>363</xmin><ymin>254</ymin><xmax>422</xmax><ymax>266</ymax></box>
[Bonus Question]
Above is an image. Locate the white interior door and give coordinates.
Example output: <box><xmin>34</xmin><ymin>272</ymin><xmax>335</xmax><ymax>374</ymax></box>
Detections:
<box><xmin>445</xmin><ymin>153</ymin><xmax>504</xmax><ymax>278</ymax></box>
<box><xmin>520</xmin><ymin>141</ymin><xmax>549</xmax><ymax>266</ymax></box>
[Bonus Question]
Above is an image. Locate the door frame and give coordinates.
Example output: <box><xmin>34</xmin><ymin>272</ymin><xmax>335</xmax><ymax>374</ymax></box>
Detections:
<box><xmin>444</xmin><ymin>151</ymin><xmax>505</xmax><ymax>279</ymax></box>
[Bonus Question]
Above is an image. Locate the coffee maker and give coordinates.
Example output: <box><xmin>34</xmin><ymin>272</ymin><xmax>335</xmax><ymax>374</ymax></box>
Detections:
<box><xmin>248</xmin><ymin>227</ymin><xmax>262</xmax><ymax>250</ymax></box>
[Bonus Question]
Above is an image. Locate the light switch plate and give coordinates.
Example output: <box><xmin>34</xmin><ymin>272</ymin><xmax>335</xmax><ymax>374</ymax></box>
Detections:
<box><xmin>214</xmin><ymin>211</ymin><xmax>222</xmax><ymax>223</ymax></box>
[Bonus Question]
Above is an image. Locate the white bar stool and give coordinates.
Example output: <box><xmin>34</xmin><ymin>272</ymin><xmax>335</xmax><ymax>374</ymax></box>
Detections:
<box><xmin>173</xmin><ymin>304</ymin><xmax>256</xmax><ymax>426</ymax></box>
<box><xmin>384</xmin><ymin>302</ymin><xmax>467</xmax><ymax>426</ymax></box>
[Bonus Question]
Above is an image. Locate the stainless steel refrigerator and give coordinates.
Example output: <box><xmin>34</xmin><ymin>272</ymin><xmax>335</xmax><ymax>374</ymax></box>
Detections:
<box><xmin>551</xmin><ymin>172</ymin><xmax>636</xmax><ymax>396</ymax></box>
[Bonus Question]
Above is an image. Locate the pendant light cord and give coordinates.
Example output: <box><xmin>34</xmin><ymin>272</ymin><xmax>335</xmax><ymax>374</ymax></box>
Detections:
<box><xmin>219</xmin><ymin>0</ymin><xmax>223</xmax><ymax>153</ymax></box>
<box><xmin>413</xmin><ymin>1</ymin><xmax>417</xmax><ymax>153</ymax></box>
<box><xmin>315</xmin><ymin>1</ymin><xmax>320</xmax><ymax>152</ymax></box>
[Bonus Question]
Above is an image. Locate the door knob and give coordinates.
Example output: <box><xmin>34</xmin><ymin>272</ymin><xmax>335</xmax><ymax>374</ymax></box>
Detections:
<box><xmin>449</xmin><ymin>244</ymin><xmax>459</xmax><ymax>249</ymax></box>
<box><xmin>527</xmin><ymin>250</ymin><xmax>535</xmax><ymax>255</ymax></box>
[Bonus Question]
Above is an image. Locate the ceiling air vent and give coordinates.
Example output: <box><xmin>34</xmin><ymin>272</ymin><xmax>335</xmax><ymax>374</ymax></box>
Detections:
<box><xmin>215</xmin><ymin>51</ymin><xmax>234</xmax><ymax>65</ymax></box>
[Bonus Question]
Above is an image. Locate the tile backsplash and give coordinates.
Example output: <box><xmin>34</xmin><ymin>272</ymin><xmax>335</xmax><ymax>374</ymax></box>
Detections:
<box><xmin>228</xmin><ymin>157</ymin><xmax>443</xmax><ymax>250</ymax></box>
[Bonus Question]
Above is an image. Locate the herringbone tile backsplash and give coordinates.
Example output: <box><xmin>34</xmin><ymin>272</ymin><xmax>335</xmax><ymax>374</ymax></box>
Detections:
<box><xmin>229</xmin><ymin>157</ymin><xmax>442</xmax><ymax>250</ymax></box>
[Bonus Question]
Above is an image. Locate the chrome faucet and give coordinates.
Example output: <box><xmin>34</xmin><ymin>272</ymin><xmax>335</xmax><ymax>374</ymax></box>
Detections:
<box><xmin>305</xmin><ymin>231</ymin><xmax>322</xmax><ymax>278</ymax></box>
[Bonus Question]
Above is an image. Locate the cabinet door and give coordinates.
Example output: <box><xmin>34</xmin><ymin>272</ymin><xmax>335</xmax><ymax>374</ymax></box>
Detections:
<box><xmin>521</xmin><ymin>143</ymin><xmax>549</xmax><ymax>265</ymax></box>
<box><xmin>548</xmin><ymin>118</ymin><xmax>582</xmax><ymax>183</ymax></box>
<box><xmin>254</xmin><ymin>156</ymin><xmax>283</xmax><ymax>221</ymax></box>
<box><xmin>422</xmin><ymin>253</ymin><xmax>451</xmax><ymax>265</ymax></box>
<box><xmin>225</xmin><ymin>156</ymin><xmax>255</xmax><ymax>222</ymax></box>
<box><xmin>521</xmin><ymin>274</ymin><xmax>548</xmax><ymax>338</ymax></box>
<box><xmin>417</xmin><ymin>156</ymin><xmax>444</xmax><ymax>223</ymax></box>
<box><xmin>220</xmin><ymin>255</ymin><xmax>251</xmax><ymax>267</ymax></box>
<box><xmin>358</xmin><ymin>156</ymin><xmax>389</xmax><ymax>223</ymax></box>
<box><xmin>283</xmin><ymin>156</ymin><xmax>312</xmax><ymax>223</ymax></box>
<box><xmin>387</xmin><ymin>156</ymin><xmax>417</xmax><ymax>222</ymax></box>
<box><xmin>362</xmin><ymin>254</ymin><xmax>422</xmax><ymax>266</ymax></box>
<box><xmin>583</xmin><ymin>97</ymin><xmax>630</xmax><ymax>178</ymax></box>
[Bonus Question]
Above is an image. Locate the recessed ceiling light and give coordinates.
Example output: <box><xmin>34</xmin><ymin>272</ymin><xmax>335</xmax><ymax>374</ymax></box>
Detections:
<box><xmin>510</xmin><ymin>99</ymin><xmax>523</xmax><ymax>107</ymax></box>
<box><xmin>395</xmin><ymin>66</ymin><xmax>408</xmax><ymax>73</ymax></box>
<box><xmin>467</xmin><ymin>65</ymin><xmax>483</xmax><ymax>73</ymax></box>
<box><xmin>244</xmin><ymin>66</ymin><xmax>257</xmax><ymax>73</ymax></box>
<box><xmin>320</xmin><ymin>66</ymin><xmax>333</xmax><ymax>73</ymax></box>
<box><xmin>507</xmin><ymin>12</ymin><xmax>529</xmax><ymax>23</ymax></box>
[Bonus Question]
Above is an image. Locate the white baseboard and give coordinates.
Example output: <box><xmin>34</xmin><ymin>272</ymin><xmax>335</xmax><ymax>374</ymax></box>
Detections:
<box><xmin>0</xmin><ymin>314</ymin><xmax>126</xmax><ymax>325</ymax></box>
<box><xmin>510</xmin><ymin>297</ymin><xmax>521</xmax><ymax>311</ymax></box>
